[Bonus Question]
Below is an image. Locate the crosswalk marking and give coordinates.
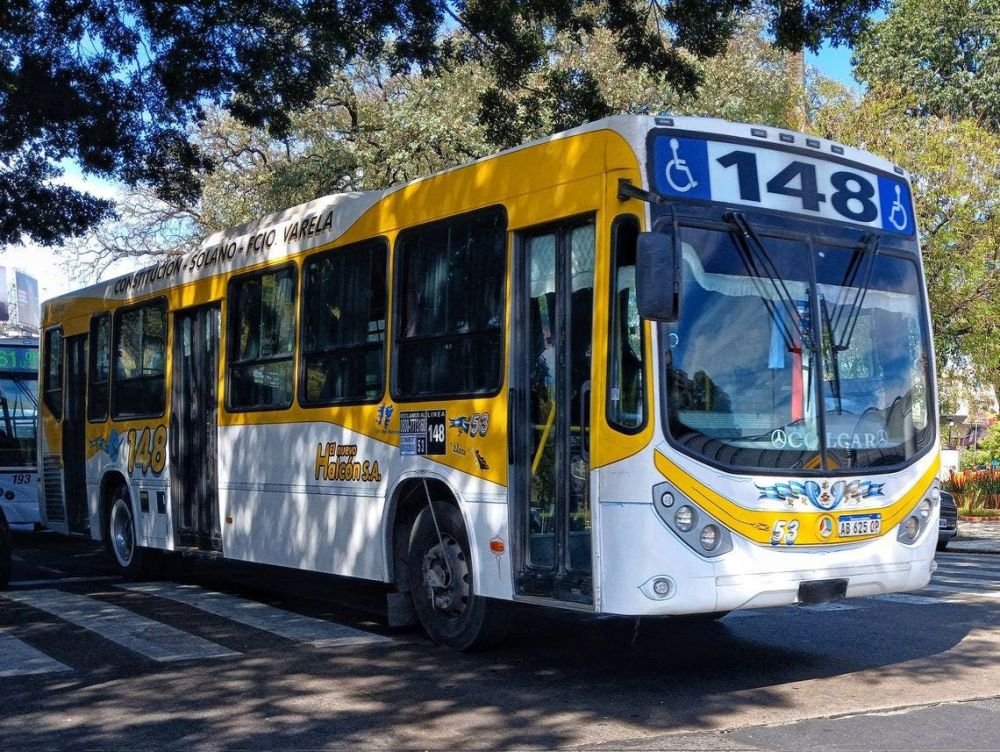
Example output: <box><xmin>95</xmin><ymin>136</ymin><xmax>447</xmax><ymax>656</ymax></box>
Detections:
<box><xmin>921</xmin><ymin>552</ymin><xmax>1000</xmax><ymax>601</ymax></box>
<box><xmin>0</xmin><ymin>553</ymin><xmax>993</xmax><ymax>679</ymax></box>
<box><xmin>117</xmin><ymin>582</ymin><xmax>390</xmax><ymax>647</ymax></box>
<box><xmin>3</xmin><ymin>589</ymin><xmax>238</xmax><ymax>662</ymax></box>
<box><xmin>0</xmin><ymin>628</ymin><xmax>71</xmax><ymax>678</ymax></box>
<box><xmin>922</xmin><ymin>584</ymin><xmax>1000</xmax><ymax>599</ymax></box>
<box><xmin>8</xmin><ymin>576</ymin><xmax>121</xmax><ymax>588</ymax></box>
<box><xmin>873</xmin><ymin>593</ymin><xmax>959</xmax><ymax>605</ymax></box>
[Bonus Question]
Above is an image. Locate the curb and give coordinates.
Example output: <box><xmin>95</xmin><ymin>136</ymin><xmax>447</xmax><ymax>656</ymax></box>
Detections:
<box><xmin>958</xmin><ymin>516</ymin><xmax>1000</xmax><ymax>522</ymax></box>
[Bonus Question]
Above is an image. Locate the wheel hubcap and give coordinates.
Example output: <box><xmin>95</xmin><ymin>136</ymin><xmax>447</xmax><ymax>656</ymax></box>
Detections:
<box><xmin>422</xmin><ymin>535</ymin><xmax>470</xmax><ymax>615</ymax></box>
<box><xmin>111</xmin><ymin>500</ymin><xmax>133</xmax><ymax>567</ymax></box>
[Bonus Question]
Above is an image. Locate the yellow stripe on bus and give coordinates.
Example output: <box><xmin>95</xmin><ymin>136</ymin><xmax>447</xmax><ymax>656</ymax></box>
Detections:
<box><xmin>653</xmin><ymin>449</ymin><xmax>940</xmax><ymax>546</ymax></box>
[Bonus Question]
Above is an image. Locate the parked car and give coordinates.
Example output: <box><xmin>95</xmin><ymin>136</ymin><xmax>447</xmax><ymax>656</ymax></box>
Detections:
<box><xmin>0</xmin><ymin>506</ymin><xmax>10</xmax><ymax>589</ymax></box>
<box><xmin>938</xmin><ymin>490</ymin><xmax>958</xmax><ymax>551</ymax></box>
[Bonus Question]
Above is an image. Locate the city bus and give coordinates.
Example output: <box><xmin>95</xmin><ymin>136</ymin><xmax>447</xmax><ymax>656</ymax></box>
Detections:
<box><xmin>38</xmin><ymin>115</ymin><xmax>939</xmax><ymax>649</ymax></box>
<box><xmin>0</xmin><ymin>336</ymin><xmax>41</xmax><ymax>532</ymax></box>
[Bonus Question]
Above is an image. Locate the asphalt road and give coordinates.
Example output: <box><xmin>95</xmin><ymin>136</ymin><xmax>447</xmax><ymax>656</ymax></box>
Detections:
<box><xmin>2</xmin><ymin>532</ymin><xmax>1000</xmax><ymax>751</ymax></box>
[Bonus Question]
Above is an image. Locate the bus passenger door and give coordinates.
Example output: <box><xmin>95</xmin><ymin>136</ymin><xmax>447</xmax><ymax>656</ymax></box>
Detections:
<box><xmin>170</xmin><ymin>305</ymin><xmax>221</xmax><ymax>552</ymax></box>
<box><xmin>63</xmin><ymin>335</ymin><xmax>89</xmax><ymax>533</ymax></box>
<box><xmin>511</xmin><ymin>219</ymin><xmax>595</xmax><ymax>605</ymax></box>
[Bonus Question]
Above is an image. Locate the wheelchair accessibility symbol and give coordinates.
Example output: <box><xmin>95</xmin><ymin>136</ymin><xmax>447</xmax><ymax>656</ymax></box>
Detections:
<box><xmin>888</xmin><ymin>184</ymin><xmax>908</xmax><ymax>231</ymax></box>
<box><xmin>664</xmin><ymin>138</ymin><xmax>698</xmax><ymax>193</ymax></box>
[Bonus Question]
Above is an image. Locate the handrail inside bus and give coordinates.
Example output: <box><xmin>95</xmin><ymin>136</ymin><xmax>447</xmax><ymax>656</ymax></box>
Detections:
<box><xmin>532</xmin><ymin>404</ymin><xmax>557</xmax><ymax>477</ymax></box>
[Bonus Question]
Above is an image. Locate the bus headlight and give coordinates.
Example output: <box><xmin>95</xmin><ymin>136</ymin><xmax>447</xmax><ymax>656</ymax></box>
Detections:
<box><xmin>897</xmin><ymin>484</ymin><xmax>937</xmax><ymax>545</ymax></box>
<box><xmin>918</xmin><ymin>499</ymin><xmax>932</xmax><ymax>520</ymax></box>
<box><xmin>651</xmin><ymin>481</ymin><xmax>733</xmax><ymax>558</ymax></box>
<box><xmin>674</xmin><ymin>505</ymin><xmax>696</xmax><ymax>532</ymax></box>
<box><xmin>900</xmin><ymin>516</ymin><xmax>920</xmax><ymax>541</ymax></box>
<box><xmin>699</xmin><ymin>524</ymin><xmax>720</xmax><ymax>551</ymax></box>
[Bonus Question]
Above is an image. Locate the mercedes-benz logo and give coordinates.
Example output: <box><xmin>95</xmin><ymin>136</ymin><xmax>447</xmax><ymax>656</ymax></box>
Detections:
<box><xmin>771</xmin><ymin>429</ymin><xmax>787</xmax><ymax>449</ymax></box>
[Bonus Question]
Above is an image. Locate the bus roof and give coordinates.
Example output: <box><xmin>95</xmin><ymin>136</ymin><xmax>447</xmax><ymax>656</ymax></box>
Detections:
<box><xmin>43</xmin><ymin>114</ymin><xmax>907</xmax><ymax>310</ymax></box>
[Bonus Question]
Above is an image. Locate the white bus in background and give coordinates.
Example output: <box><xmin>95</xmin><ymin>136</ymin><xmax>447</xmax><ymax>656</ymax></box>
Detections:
<box><xmin>0</xmin><ymin>336</ymin><xmax>40</xmax><ymax>531</ymax></box>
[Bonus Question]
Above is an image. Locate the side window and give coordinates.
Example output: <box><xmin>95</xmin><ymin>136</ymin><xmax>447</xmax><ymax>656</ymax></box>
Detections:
<box><xmin>608</xmin><ymin>216</ymin><xmax>645</xmax><ymax>431</ymax></box>
<box><xmin>394</xmin><ymin>207</ymin><xmax>506</xmax><ymax>398</ymax></box>
<box><xmin>301</xmin><ymin>241</ymin><xmax>387</xmax><ymax>405</ymax></box>
<box><xmin>88</xmin><ymin>313</ymin><xmax>111</xmax><ymax>421</ymax></box>
<box><xmin>228</xmin><ymin>265</ymin><xmax>297</xmax><ymax>410</ymax></box>
<box><xmin>43</xmin><ymin>328</ymin><xmax>63</xmax><ymax>420</ymax></box>
<box><xmin>112</xmin><ymin>301</ymin><xmax>166</xmax><ymax>418</ymax></box>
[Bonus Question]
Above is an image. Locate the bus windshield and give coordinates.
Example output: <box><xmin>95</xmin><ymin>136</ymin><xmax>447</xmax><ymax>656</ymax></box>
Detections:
<box><xmin>662</xmin><ymin>219</ymin><xmax>933</xmax><ymax>472</ymax></box>
<box><xmin>0</xmin><ymin>373</ymin><xmax>38</xmax><ymax>468</ymax></box>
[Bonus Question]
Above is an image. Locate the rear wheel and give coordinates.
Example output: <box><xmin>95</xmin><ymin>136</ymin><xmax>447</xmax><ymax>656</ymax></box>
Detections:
<box><xmin>106</xmin><ymin>483</ymin><xmax>158</xmax><ymax>580</ymax></box>
<box><xmin>407</xmin><ymin>502</ymin><xmax>507</xmax><ymax>651</ymax></box>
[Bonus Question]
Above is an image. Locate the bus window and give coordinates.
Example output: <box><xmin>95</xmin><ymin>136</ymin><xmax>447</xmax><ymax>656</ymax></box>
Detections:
<box><xmin>301</xmin><ymin>240</ymin><xmax>387</xmax><ymax>405</ymax></box>
<box><xmin>228</xmin><ymin>265</ymin><xmax>297</xmax><ymax>410</ymax></box>
<box><xmin>394</xmin><ymin>207</ymin><xmax>506</xmax><ymax>399</ymax></box>
<box><xmin>608</xmin><ymin>216</ymin><xmax>644</xmax><ymax>431</ymax></box>
<box><xmin>43</xmin><ymin>328</ymin><xmax>63</xmax><ymax>420</ymax></box>
<box><xmin>112</xmin><ymin>300</ymin><xmax>166</xmax><ymax>418</ymax></box>
<box><xmin>89</xmin><ymin>313</ymin><xmax>111</xmax><ymax>421</ymax></box>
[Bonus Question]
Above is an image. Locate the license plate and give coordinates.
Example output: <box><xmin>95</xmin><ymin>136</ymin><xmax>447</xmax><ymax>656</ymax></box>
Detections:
<box><xmin>838</xmin><ymin>513</ymin><xmax>881</xmax><ymax>538</ymax></box>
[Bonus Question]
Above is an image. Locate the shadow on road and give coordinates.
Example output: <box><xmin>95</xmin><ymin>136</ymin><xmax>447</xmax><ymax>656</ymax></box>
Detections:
<box><xmin>1</xmin><ymin>535</ymin><xmax>995</xmax><ymax>750</ymax></box>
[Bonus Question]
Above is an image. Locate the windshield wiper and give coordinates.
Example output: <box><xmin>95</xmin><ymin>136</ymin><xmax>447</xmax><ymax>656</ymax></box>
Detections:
<box><xmin>726</xmin><ymin>211</ymin><xmax>812</xmax><ymax>353</ymax></box>
<box><xmin>820</xmin><ymin>295</ymin><xmax>844</xmax><ymax>413</ymax></box>
<box><xmin>11</xmin><ymin>375</ymin><xmax>37</xmax><ymax>408</ymax></box>
<box><xmin>829</xmin><ymin>234</ymin><xmax>879</xmax><ymax>352</ymax></box>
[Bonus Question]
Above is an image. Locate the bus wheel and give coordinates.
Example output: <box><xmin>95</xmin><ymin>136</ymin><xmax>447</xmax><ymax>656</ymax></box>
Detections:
<box><xmin>106</xmin><ymin>484</ymin><xmax>156</xmax><ymax>580</ymax></box>
<box><xmin>407</xmin><ymin>502</ymin><xmax>507</xmax><ymax>651</ymax></box>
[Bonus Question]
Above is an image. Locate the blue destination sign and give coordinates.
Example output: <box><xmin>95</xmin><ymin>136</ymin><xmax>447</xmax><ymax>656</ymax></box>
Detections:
<box><xmin>651</xmin><ymin>135</ymin><xmax>915</xmax><ymax>236</ymax></box>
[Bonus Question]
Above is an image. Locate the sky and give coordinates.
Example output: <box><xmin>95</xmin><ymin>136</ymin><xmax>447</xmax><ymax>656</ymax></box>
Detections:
<box><xmin>0</xmin><ymin>42</ymin><xmax>862</xmax><ymax>308</ymax></box>
<box><xmin>808</xmin><ymin>42</ymin><xmax>859</xmax><ymax>91</ymax></box>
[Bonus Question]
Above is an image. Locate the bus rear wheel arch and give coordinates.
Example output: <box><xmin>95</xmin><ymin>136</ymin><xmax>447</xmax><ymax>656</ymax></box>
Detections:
<box><xmin>104</xmin><ymin>481</ymin><xmax>159</xmax><ymax>580</ymax></box>
<box><xmin>406</xmin><ymin>500</ymin><xmax>508</xmax><ymax>651</ymax></box>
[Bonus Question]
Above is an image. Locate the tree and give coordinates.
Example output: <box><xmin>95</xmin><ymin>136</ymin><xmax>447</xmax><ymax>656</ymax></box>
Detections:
<box><xmin>1</xmin><ymin>0</ymin><xmax>882</xmax><ymax>247</ymax></box>
<box><xmin>814</xmin><ymin>88</ymin><xmax>1000</xmax><ymax>396</ymax></box>
<box><xmin>853</xmin><ymin>0</ymin><xmax>1000</xmax><ymax>128</ymax></box>
<box><xmin>74</xmin><ymin>6</ymin><xmax>825</xmax><ymax>260</ymax></box>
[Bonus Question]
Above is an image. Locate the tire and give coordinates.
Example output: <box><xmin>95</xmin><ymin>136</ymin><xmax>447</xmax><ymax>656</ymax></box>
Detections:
<box><xmin>106</xmin><ymin>483</ymin><xmax>158</xmax><ymax>580</ymax></box>
<box><xmin>0</xmin><ymin>508</ymin><xmax>11</xmax><ymax>590</ymax></box>
<box><xmin>407</xmin><ymin>501</ymin><xmax>508</xmax><ymax>651</ymax></box>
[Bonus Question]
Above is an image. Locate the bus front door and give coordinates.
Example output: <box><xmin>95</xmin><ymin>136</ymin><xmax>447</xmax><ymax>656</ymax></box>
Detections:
<box><xmin>512</xmin><ymin>219</ymin><xmax>595</xmax><ymax>605</ymax></box>
<box><xmin>170</xmin><ymin>305</ymin><xmax>221</xmax><ymax>552</ymax></box>
<box><xmin>63</xmin><ymin>335</ymin><xmax>89</xmax><ymax>533</ymax></box>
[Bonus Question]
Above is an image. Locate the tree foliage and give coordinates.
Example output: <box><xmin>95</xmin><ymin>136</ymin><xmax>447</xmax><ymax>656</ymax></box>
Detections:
<box><xmin>185</xmin><ymin>10</ymin><xmax>821</xmax><ymax>234</ymax></box>
<box><xmin>853</xmin><ymin>0</ymin><xmax>1000</xmax><ymax>128</ymax></box>
<box><xmin>814</xmin><ymin>88</ymin><xmax>1000</xmax><ymax>395</ymax></box>
<box><xmin>2</xmin><ymin>0</ymin><xmax>882</xmax><ymax>246</ymax></box>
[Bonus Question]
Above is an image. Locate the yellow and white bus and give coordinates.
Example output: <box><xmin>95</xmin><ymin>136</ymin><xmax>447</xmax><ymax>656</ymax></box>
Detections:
<box><xmin>38</xmin><ymin>115</ymin><xmax>939</xmax><ymax>649</ymax></box>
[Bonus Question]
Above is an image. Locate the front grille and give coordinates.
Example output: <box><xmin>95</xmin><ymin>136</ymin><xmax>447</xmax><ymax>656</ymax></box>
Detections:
<box><xmin>42</xmin><ymin>455</ymin><xmax>65</xmax><ymax>524</ymax></box>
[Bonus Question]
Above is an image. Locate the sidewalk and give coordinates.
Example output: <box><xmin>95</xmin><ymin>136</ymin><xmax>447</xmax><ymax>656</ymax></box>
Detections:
<box><xmin>947</xmin><ymin>518</ymin><xmax>1000</xmax><ymax>554</ymax></box>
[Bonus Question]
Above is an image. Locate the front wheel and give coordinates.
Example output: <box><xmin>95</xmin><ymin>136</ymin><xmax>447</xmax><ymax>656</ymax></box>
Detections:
<box><xmin>106</xmin><ymin>484</ymin><xmax>158</xmax><ymax>580</ymax></box>
<box><xmin>407</xmin><ymin>502</ymin><xmax>508</xmax><ymax>651</ymax></box>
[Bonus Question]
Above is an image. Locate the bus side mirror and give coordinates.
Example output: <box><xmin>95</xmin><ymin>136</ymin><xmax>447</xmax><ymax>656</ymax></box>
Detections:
<box><xmin>636</xmin><ymin>231</ymin><xmax>679</xmax><ymax>322</ymax></box>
